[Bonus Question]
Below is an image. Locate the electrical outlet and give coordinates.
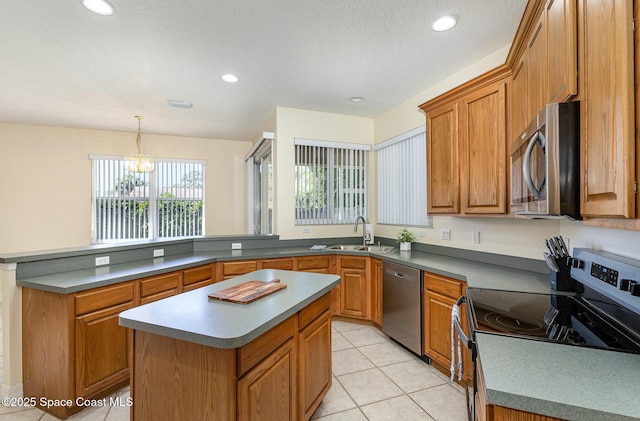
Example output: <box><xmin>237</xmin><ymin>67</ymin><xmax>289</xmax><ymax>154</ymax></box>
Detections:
<box><xmin>231</xmin><ymin>242</ymin><xmax>242</xmax><ymax>250</ymax></box>
<box><xmin>472</xmin><ymin>230</ymin><xmax>480</xmax><ymax>244</ymax></box>
<box><xmin>302</xmin><ymin>227</ymin><xmax>311</xmax><ymax>233</ymax></box>
<box><xmin>418</xmin><ymin>230</ymin><xmax>427</xmax><ymax>237</ymax></box>
<box><xmin>153</xmin><ymin>248</ymin><xmax>164</xmax><ymax>257</ymax></box>
<box><xmin>95</xmin><ymin>256</ymin><xmax>110</xmax><ymax>266</ymax></box>
<box><xmin>441</xmin><ymin>229</ymin><xmax>451</xmax><ymax>240</ymax></box>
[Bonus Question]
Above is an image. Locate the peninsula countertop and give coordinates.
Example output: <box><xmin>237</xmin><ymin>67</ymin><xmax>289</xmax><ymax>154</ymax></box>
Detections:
<box><xmin>119</xmin><ymin>269</ymin><xmax>340</xmax><ymax>348</ymax></box>
<box><xmin>16</xmin><ymin>246</ymin><xmax>552</xmax><ymax>294</ymax></box>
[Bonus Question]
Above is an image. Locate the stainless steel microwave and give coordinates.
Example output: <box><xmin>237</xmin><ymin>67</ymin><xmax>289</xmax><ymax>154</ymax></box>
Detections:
<box><xmin>510</xmin><ymin>102</ymin><xmax>580</xmax><ymax>219</ymax></box>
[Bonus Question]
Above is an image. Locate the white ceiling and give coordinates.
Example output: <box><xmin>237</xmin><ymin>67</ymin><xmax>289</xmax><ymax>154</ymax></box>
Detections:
<box><xmin>1</xmin><ymin>0</ymin><xmax>527</xmax><ymax>141</ymax></box>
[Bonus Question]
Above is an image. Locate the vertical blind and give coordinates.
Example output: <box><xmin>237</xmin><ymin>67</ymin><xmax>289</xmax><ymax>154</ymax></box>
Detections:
<box><xmin>294</xmin><ymin>138</ymin><xmax>370</xmax><ymax>225</ymax></box>
<box><xmin>376</xmin><ymin>127</ymin><xmax>430</xmax><ymax>226</ymax></box>
<box><xmin>91</xmin><ymin>156</ymin><xmax>205</xmax><ymax>242</ymax></box>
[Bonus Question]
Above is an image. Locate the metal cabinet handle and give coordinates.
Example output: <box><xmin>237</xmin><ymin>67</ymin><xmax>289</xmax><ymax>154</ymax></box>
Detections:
<box><xmin>522</xmin><ymin>130</ymin><xmax>547</xmax><ymax>200</ymax></box>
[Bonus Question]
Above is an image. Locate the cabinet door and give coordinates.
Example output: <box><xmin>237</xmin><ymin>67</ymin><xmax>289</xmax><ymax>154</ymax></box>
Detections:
<box><xmin>426</xmin><ymin>102</ymin><xmax>460</xmax><ymax>213</ymax></box>
<box><xmin>423</xmin><ymin>292</ymin><xmax>456</xmax><ymax>369</ymax></box>
<box><xmin>76</xmin><ymin>301</ymin><xmax>132</xmax><ymax>398</ymax></box>
<box><xmin>339</xmin><ymin>269</ymin><xmax>367</xmax><ymax>318</ymax></box>
<box><xmin>238</xmin><ymin>339</ymin><xmax>296</xmax><ymax>421</ymax></box>
<box><xmin>459</xmin><ymin>80</ymin><xmax>507</xmax><ymax>214</ymax></box>
<box><xmin>580</xmin><ymin>0</ymin><xmax>635</xmax><ymax>218</ymax></box>
<box><xmin>527</xmin><ymin>13</ymin><xmax>547</xmax><ymax>120</ymax></box>
<box><xmin>423</xmin><ymin>273</ymin><xmax>470</xmax><ymax>382</ymax></box>
<box><xmin>545</xmin><ymin>0</ymin><xmax>577</xmax><ymax>103</ymax></box>
<box><xmin>511</xmin><ymin>54</ymin><xmax>529</xmax><ymax>143</ymax></box>
<box><xmin>299</xmin><ymin>312</ymin><xmax>331</xmax><ymax>420</ymax></box>
<box><xmin>370</xmin><ymin>258</ymin><xmax>383</xmax><ymax>327</ymax></box>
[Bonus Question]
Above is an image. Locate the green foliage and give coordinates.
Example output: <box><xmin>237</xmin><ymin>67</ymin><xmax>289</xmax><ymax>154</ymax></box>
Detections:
<box><xmin>396</xmin><ymin>228</ymin><xmax>416</xmax><ymax>243</ymax></box>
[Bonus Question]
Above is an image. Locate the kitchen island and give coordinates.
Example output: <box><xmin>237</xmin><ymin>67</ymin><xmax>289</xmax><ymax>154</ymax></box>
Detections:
<box><xmin>119</xmin><ymin>269</ymin><xmax>339</xmax><ymax>421</ymax></box>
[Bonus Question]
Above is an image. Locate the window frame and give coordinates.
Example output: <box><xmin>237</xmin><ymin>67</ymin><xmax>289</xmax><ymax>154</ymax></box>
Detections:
<box><xmin>294</xmin><ymin>138</ymin><xmax>370</xmax><ymax>225</ymax></box>
<box><xmin>90</xmin><ymin>154</ymin><xmax>206</xmax><ymax>243</ymax></box>
<box><xmin>245</xmin><ymin>132</ymin><xmax>275</xmax><ymax>235</ymax></box>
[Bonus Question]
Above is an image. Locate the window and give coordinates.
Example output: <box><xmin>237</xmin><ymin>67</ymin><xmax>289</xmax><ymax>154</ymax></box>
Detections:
<box><xmin>294</xmin><ymin>138</ymin><xmax>370</xmax><ymax>224</ymax></box>
<box><xmin>91</xmin><ymin>156</ymin><xmax>205</xmax><ymax>242</ymax></box>
<box><xmin>246</xmin><ymin>133</ymin><xmax>274</xmax><ymax>234</ymax></box>
<box><xmin>376</xmin><ymin>126</ymin><xmax>431</xmax><ymax>227</ymax></box>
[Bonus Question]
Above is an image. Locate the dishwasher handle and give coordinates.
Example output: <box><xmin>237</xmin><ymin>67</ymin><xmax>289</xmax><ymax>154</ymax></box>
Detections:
<box><xmin>452</xmin><ymin>295</ymin><xmax>472</xmax><ymax>350</ymax></box>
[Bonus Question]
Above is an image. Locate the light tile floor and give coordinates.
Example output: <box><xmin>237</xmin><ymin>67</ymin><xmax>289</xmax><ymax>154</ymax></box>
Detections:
<box><xmin>0</xmin><ymin>319</ymin><xmax>467</xmax><ymax>420</ymax></box>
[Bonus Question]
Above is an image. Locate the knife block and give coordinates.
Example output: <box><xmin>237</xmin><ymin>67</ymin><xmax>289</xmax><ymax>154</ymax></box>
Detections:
<box><xmin>550</xmin><ymin>257</ymin><xmax>577</xmax><ymax>292</ymax></box>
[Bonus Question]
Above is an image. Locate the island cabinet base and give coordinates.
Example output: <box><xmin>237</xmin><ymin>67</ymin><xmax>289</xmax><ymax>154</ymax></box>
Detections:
<box><xmin>132</xmin><ymin>331</ymin><xmax>237</xmax><ymax>421</ymax></box>
<box><xmin>130</xmin><ymin>292</ymin><xmax>332</xmax><ymax>421</ymax></box>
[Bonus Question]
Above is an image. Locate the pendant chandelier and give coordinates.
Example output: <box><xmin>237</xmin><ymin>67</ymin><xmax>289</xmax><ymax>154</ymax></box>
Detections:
<box><xmin>125</xmin><ymin>115</ymin><xmax>154</xmax><ymax>173</ymax></box>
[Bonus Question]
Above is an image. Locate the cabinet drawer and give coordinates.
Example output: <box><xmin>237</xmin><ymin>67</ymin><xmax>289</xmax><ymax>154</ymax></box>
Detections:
<box><xmin>183</xmin><ymin>264</ymin><xmax>214</xmax><ymax>286</ymax></box>
<box><xmin>261</xmin><ymin>258</ymin><xmax>294</xmax><ymax>270</ymax></box>
<box><xmin>296</xmin><ymin>256</ymin><xmax>331</xmax><ymax>271</ymax></box>
<box><xmin>140</xmin><ymin>272</ymin><xmax>180</xmax><ymax>298</ymax></box>
<box><xmin>182</xmin><ymin>278</ymin><xmax>216</xmax><ymax>292</ymax></box>
<box><xmin>141</xmin><ymin>289</ymin><xmax>177</xmax><ymax>305</ymax></box>
<box><xmin>222</xmin><ymin>261</ymin><xmax>259</xmax><ymax>277</ymax></box>
<box><xmin>238</xmin><ymin>315</ymin><xmax>296</xmax><ymax>377</ymax></box>
<box><xmin>75</xmin><ymin>282</ymin><xmax>135</xmax><ymax>316</ymax></box>
<box><xmin>339</xmin><ymin>256</ymin><xmax>367</xmax><ymax>269</ymax></box>
<box><xmin>298</xmin><ymin>293</ymin><xmax>331</xmax><ymax>330</ymax></box>
<box><xmin>424</xmin><ymin>272</ymin><xmax>464</xmax><ymax>299</ymax></box>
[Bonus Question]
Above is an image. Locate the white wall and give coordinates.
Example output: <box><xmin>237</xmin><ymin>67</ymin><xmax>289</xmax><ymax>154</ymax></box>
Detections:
<box><xmin>0</xmin><ymin>123</ymin><xmax>251</xmax><ymax>254</ymax></box>
<box><xmin>274</xmin><ymin>107</ymin><xmax>374</xmax><ymax>239</ymax></box>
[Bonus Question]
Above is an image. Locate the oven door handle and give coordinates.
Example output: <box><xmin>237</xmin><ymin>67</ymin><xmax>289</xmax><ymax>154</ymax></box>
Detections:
<box><xmin>452</xmin><ymin>295</ymin><xmax>472</xmax><ymax>350</ymax></box>
<box><xmin>522</xmin><ymin>130</ymin><xmax>547</xmax><ymax>200</ymax></box>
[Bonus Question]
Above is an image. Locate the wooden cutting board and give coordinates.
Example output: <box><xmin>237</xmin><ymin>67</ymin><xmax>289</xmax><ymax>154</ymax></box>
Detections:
<box><xmin>208</xmin><ymin>279</ymin><xmax>287</xmax><ymax>304</ymax></box>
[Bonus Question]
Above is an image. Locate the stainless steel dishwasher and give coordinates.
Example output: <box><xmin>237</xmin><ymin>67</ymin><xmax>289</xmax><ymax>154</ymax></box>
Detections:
<box><xmin>382</xmin><ymin>261</ymin><xmax>423</xmax><ymax>356</ymax></box>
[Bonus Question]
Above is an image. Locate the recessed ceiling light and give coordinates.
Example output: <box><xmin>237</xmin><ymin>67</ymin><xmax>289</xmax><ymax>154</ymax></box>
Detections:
<box><xmin>349</xmin><ymin>97</ymin><xmax>364</xmax><ymax>103</ymax></box>
<box><xmin>222</xmin><ymin>74</ymin><xmax>239</xmax><ymax>83</ymax></box>
<box><xmin>432</xmin><ymin>15</ymin><xmax>457</xmax><ymax>32</ymax></box>
<box><xmin>82</xmin><ymin>0</ymin><xmax>114</xmax><ymax>16</ymax></box>
<box><xmin>167</xmin><ymin>99</ymin><xmax>194</xmax><ymax>109</ymax></box>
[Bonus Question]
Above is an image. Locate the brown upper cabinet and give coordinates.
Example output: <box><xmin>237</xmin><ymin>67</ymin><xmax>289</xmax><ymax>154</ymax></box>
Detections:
<box><xmin>508</xmin><ymin>0</ymin><xmax>638</xmax><ymax>227</ymax></box>
<box><xmin>420</xmin><ymin>67</ymin><xmax>510</xmax><ymax>215</ymax></box>
<box><xmin>579</xmin><ymin>0</ymin><xmax>636</xmax><ymax>220</ymax></box>
<box><xmin>508</xmin><ymin>0</ymin><xmax>577</xmax><ymax>141</ymax></box>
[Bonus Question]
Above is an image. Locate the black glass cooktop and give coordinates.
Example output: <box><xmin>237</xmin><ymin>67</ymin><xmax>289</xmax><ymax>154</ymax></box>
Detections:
<box><xmin>466</xmin><ymin>287</ymin><xmax>640</xmax><ymax>354</ymax></box>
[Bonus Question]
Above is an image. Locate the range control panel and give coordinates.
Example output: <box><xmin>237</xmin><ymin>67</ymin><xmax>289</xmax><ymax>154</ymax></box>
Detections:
<box><xmin>590</xmin><ymin>263</ymin><xmax>619</xmax><ymax>287</ymax></box>
<box><xmin>571</xmin><ymin>248</ymin><xmax>640</xmax><ymax>316</ymax></box>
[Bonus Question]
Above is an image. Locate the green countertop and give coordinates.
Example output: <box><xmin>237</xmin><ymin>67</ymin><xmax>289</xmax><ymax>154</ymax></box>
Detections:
<box><xmin>476</xmin><ymin>332</ymin><xmax>640</xmax><ymax>420</ymax></box>
<box><xmin>15</xmin><ymin>246</ymin><xmax>552</xmax><ymax>294</ymax></box>
<box><xmin>119</xmin><ymin>269</ymin><xmax>339</xmax><ymax>348</ymax></box>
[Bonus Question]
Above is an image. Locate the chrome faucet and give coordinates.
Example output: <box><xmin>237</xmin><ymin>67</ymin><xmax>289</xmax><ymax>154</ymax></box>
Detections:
<box><xmin>354</xmin><ymin>216</ymin><xmax>368</xmax><ymax>247</ymax></box>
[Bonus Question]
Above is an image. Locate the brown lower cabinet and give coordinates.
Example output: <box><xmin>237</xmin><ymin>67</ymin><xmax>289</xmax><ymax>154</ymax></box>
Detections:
<box><xmin>131</xmin><ymin>293</ymin><xmax>332</xmax><ymax>421</ymax></box>
<box><xmin>337</xmin><ymin>256</ymin><xmax>370</xmax><ymax>319</ymax></box>
<box><xmin>22</xmin><ymin>263</ymin><xmax>216</xmax><ymax>419</ymax></box>
<box><xmin>20</xmin><ymin>254</ymin><xmax>384</xmax><ymax>419</ymax></box>
<box><xmin>422</xmin><ymin>271</ymin><xmax>471</xmax><ymax>382</ymax></box>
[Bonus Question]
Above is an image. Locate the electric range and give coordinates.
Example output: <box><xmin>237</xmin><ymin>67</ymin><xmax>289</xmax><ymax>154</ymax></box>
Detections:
<box><xmin>453</xmin><ymin>248</ymin><xmax>640</xmax><ymax>421</ymax></box>
<box><xmin>465</xmin><ymin>249</ymin><xmax>640</xmax><ymax>353</ymax></box>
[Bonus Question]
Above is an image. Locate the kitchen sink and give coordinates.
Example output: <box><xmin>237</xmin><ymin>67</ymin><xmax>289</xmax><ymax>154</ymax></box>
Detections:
<box><xmin>325</xmin><ymin>244</ymin><xmax>394</xmax><ymax>253</ymax></box>
<box><xmin>360</xmin><ymin>245</ymin><xmax>394</xmax><ymax>253</ymax></box>
<box><xmin>326</xmin><ymin>245</ymin><xmax>365</xmax><ymax>251</ymax></box>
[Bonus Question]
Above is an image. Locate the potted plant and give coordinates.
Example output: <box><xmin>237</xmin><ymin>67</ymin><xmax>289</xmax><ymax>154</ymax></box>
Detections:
<box><xmin>396</xmin><ymin>228</ymin><xmax>416</xmax><ymax>251</ymax></box>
